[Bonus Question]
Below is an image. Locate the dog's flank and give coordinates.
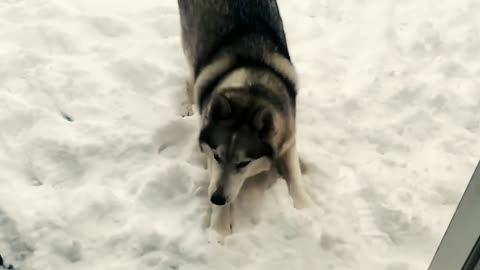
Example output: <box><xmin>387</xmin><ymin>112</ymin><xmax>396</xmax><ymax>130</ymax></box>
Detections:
<box><xmin>178</xmin><ymin>0</ymin><xmax>312</xmax><ymax>237</ymax></box>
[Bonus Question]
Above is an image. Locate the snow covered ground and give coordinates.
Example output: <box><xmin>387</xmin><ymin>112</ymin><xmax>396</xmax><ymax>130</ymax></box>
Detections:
<box><xmin>0</xmin><ymin>0</ymin><xmax>479</xmax><ymax>269</ymax></box>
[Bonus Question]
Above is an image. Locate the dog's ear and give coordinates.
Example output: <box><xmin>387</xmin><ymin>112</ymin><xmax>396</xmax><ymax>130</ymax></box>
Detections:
<box><xmin>253</xmin><ymin>109</ymin><xmax>274</xmax><ymax>136</ymax></box>
<box><xmin>210</xmin><ymin>95</ymin><xmax>232</xmax><ymax>122</ymax></box>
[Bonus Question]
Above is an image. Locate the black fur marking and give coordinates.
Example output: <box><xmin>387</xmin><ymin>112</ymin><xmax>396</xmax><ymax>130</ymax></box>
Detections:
<box><xmin>213</xmin><ymin>153</ymin><xmax>221</xmax><ymax>163</ymax></box>
<box><xmin>263</xmin><ymin>143</ymin><xmax>274</xmax><ymax>158</ymax></box>
<box><xmin>198</xmin><ymin>127</ymin><xmax>212</xmax><ymax>147</ymax></box>
<box><xmin>236</xmin><ymin>160</ymin><xmax>251</xmax><ymax>170</ymax></box>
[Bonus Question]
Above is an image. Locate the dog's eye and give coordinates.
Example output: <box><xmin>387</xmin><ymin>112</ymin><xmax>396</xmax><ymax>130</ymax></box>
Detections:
<box><xmin>236</xmin><ymin>161</ymin><xmax>251</xmax><ymax>170</ymax></box>
<box><xmin>213</xmin><ymin>153</ymin><xmax>221</xmax><ymax>163</ymax></box>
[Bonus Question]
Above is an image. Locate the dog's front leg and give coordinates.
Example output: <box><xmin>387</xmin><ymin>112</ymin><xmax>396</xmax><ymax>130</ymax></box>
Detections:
<box><xmin>207</xmin><ymin>156</ymin><xmax>233</xmax><ymax>237</ymax></box>
<box><xmin>180</xmin><ymin>78</ymin><xmax>194</xmax><ymax>117</ymax></box>
<box><xmin>277</xmin><ymin>143</ymin><xmax>313</xmax><ymax>209</ymax></box>
<box><xmin>210</xmin><ymin>204</ymin><xmax>233</xmax><ymax>237</ymax></box>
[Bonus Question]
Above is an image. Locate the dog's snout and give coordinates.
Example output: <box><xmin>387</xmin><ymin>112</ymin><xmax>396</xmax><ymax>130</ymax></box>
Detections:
<box><xmin>210</xmin><ymin>189</ymin><xmax>227</xmax><ymax>205</ymax></box>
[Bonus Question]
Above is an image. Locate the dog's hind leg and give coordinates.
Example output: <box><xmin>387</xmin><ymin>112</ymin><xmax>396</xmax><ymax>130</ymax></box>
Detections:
<box><xmin>179</xmin><ymin>76</ymin><xmax>194</xmax><ymax>117</ymax></box>
<box><xmin>179</xmin><ymin>28</ymin><xmax>195</xmax><ymax>117</ymax></box>
<box><xmin>277</xmin><ymin>143</ymin><xmax>313</xmax><ymax>209</ymax></box>
<box><xmin>210</xmin><ymin>204</ymin><xmax>233</xmax><ymax>237</ymax></box>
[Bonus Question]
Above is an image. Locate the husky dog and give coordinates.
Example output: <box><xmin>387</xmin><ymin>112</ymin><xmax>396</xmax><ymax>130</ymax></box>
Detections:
<box><xmin>178</xmin><ymin>0</ymin><xmax>312</xmax><ymax>236</ymax></box>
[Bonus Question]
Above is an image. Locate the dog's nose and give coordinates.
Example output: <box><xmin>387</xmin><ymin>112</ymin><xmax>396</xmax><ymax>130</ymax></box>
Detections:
<box><xmin>210</xmin><ymin>189</ymin><xmax>227</xmax><ymax>205</ymax></box>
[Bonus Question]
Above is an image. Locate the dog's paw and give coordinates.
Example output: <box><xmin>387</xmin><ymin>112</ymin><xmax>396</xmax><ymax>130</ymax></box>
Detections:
<box><xmin>293</xmin><ymin>192</ymin><xmax>314</xmax><ymax>209</ymax></box>
<box><xmin>179</xmin><ymin>102</ymin><xmax>194</xmax><ymax>117</ymax></box>
<box><xmin>213</xmin><ymin>222</ymin><xmax>232</xmax><ymax>237</ymax></box>
<box><xmin>207</xmin><ymin>225</ymin><xmax>232</xmax><ymax>244</ymax></box>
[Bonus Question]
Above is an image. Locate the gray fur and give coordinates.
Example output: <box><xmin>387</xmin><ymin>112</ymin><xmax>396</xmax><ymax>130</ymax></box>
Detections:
<box><xmin>178</xmin><ymin>0</ymin><xmax>290</xmax><ymax>75</ymax></box>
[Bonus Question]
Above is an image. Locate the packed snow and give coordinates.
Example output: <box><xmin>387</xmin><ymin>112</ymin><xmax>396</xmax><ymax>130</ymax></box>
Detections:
<box><xmin>0</xmin><ymin>0</ymin><xmax>479</xmax><ymax>269</ymax></box>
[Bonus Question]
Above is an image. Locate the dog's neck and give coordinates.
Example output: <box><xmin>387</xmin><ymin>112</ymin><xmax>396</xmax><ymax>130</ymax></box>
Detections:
<box><xmin>194</xmin><ymin>53</ymin><xmax>298</xmax><ymax>114</ymax></box>
<box><xmin>216</xmin><ymin>68</ymin><xmax>249</xmax><ymax>89</ymax></box>
<box><xmin>216</xmin><ymin>67</ymin><xmax>287</xmax><ymax>93</ymax></box>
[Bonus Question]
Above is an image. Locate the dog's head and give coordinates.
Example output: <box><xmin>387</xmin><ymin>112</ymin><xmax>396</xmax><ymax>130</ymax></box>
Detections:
<box><xmin>199</xmin><ymin>86</ymin><xmax>286</xmax><ymax>205</ymax></box>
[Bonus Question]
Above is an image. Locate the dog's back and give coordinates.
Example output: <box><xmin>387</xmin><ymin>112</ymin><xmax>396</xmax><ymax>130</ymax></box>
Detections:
<box><xmin>178</xmin><ymin>0</ymin><xmax>290</xmax><ymax>77</ymax></box>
